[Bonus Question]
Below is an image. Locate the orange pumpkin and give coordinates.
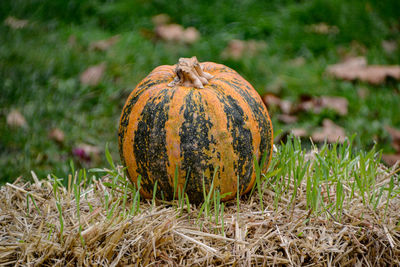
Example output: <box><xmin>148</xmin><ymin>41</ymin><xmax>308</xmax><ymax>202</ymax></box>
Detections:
<box><xmin>118</xmin><ymin>57</ymin><xmax>273</xmax><ymax>203</ymax></box>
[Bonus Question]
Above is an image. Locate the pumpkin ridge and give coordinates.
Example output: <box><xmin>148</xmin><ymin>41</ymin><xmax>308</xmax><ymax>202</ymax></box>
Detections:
<box><xmin>200</xmin><ymin>88</ymin><xmax>238</xmax><ymax>199</ymax></box>
<box><xmin>209</xmin><ymin>80</ymin><xmax>262</xmax><ymax>195</ymax></box>
<box><xmin>210</xmin><ymin>77</ymin><xmax>262</xmax><ymax>156</ymax></box>
<box><xmin>208</xmin><ymin>83</ymin><xmax>254</xmax><ymax>193</ymax></box>
<box><xmin>165</xmin><ymin>87</ymin><xmax>188</xmax><ymax>197</ymax></box>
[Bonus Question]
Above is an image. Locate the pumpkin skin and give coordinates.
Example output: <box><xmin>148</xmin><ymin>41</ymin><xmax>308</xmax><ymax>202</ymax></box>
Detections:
<box><xmin>118</xmin><ymin>60</ymin><xmax>273</xmax><ymax>203</ymax></box>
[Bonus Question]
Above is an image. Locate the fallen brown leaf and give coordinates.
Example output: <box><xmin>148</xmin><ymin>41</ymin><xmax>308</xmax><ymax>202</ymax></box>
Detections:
<box><xmin>273</xmin><ymin>127</ymin><xmax>308</xmax><ymax>144</ymax></box>
<box><xmin>291</xmin><ymin>128</ymin><xmax>307</xmax><ymax>138</ymax></box>
<box><xmin>298</xmin><ymin>96</ymin><xmax>348</xmax><ymax>116</ymax></box>
<box><xmin>221</xmin><ymin>40</ymin><xmax>245</xmax><ymax>60</ymax></box>
<box><xmin>311</xmin><ymin>119</ymin><xmax>346</xmax><ymax>143</ymax></box>
<box><xmin>7</xmin><ymin>110</ymin><xmax>27</xmax><ymax>128</ymax></box>
<box><xmin>90</xmin><ymin>35</ymin><xmax>120</xmax><ymax>51</ymax></box>
<box><xmin>308</xmin><ymin>96</ymin><xmax>349</xmax><ymax>116</ymax></box>
<box><xmin>49</xmin><ymin>128</ymin><xmax>65</xmax><ymax>144</ymax></box>
<box><xmin>278</xmin><ymin>114</ymin><xmax>298</xmax><ymax>124</ymax></box>
<box><xmin>4</xmin><ymin>16</ymin><xmax>28</xmax><ymax>29</ymax></box>
<box><xmin>156</xmin><ymin>24</ymin><xmax>183</xmax><ymax>42</ymax></box>
<box><xmin>297</xmin><ymin>100</ymin><xmax>314</xmax><ymax>112</ymax></box>
<box><xmin>155</xmin><ymin>24</ymin><xmax>200</xmax><ymax>44</ymax></box>
<box><xmin>327</xmin><ymin>57</ymin><xmax>366</xmax><ymax>78</ymax></box>
<box><xmin>262</xmin><ymin>94</ymin><xmax>294</xmax><ymax>114</ymax></box>
<box><xmin>264</xmin><ymin>94</ymin><xmax>348</xmax><ymax>116</ymax></box>
<box><xmin>221</xmin><ymin>39</ymin><xmax>266</xmax><ymax>60</ymax></box>
<box><xmin>327</xmin><ymin>57</ymin><xmax>400</xmax><ymax>84</ymax></box>
<box><xmin>319</xmin><ymin>96</ymin><xmax>348</xmax><ymax>116</ymax></box>
<box><xmin>279</xmin><ymin>100</ymin><xmax>293</xmax><ymax>115</ymax></box>
<box><xmin>182</xmin><ymin>27</ymin><xmax>200</xmax><ymax>44</ymax></box>
<box><xmin>385</xmin><ymin>126</ymin><xmax>400</xmax><ymax>152</ymax></box>
<box><xmin>381</xmin><ymin>154</ymin><xmax>400</xmax><ymax>167</ymax></box>
<box><xmin>263</xmin><ymin>94</ymin><xmax>281</xmax><ymax>108</ymax></box>
<box><xmin>80</xmin><ymin>63</ymin><xmax>106</xmax><ymax>86</ymax></box>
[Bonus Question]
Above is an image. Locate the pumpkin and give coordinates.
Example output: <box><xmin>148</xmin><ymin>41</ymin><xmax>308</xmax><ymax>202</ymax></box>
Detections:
<box><xmin>118</xmin><ymin>57</ymin><xmax>273</xmax><ymax>203</ymax></box>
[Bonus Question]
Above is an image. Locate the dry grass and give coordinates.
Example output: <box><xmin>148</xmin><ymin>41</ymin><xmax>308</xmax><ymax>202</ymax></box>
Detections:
<box><xmin>1</xmin><ymin>161</ymin><xmax>400</xmax><ymax>266</ymax></box>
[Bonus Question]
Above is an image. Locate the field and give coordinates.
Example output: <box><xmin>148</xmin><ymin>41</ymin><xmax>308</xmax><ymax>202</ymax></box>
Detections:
<box><xmin>1</xmin><ymin>0</ymin><xmax>400</xmax><ymax>182</ymax></box>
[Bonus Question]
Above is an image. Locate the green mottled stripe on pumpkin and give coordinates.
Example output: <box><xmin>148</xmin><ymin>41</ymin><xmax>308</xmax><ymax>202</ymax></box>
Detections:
<box><xmin>217</xmin><ymin>77</ymin><xmax>273</xmax><ymax>172</ymax></box>
<box><xmin>179</xmin><ymin>90</ymin><xmax>217</xmax><ymax>204</ymax></box>
<box><xmin>133</xmin><ymin>88</ymin><xmax>174</xmax><ymax>197</ymax></box>
<box><xmin>118</xmin><ymin>78</ymin><xmax>168</xmax><ymax>174</ymax></box>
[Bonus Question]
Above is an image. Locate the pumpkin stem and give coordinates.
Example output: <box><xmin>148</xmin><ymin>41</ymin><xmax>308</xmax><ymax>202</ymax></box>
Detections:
<box><xmin>168</xmin><ymin>56</ymin><xmax>214</xmax><ymax>88</ymax></box>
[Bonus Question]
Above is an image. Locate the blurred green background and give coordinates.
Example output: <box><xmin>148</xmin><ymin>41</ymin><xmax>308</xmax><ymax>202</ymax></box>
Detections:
<box><xmin>1</xmin><ymin>0</ymin><xmax>400</xmax><ymax>184</ymax></box>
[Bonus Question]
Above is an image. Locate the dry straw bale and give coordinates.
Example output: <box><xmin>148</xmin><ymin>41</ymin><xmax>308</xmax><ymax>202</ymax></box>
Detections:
<box><xmin>0</xmin><ymin>164</ymin><xmax>399</xmax><ymax>266</ymax></box>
